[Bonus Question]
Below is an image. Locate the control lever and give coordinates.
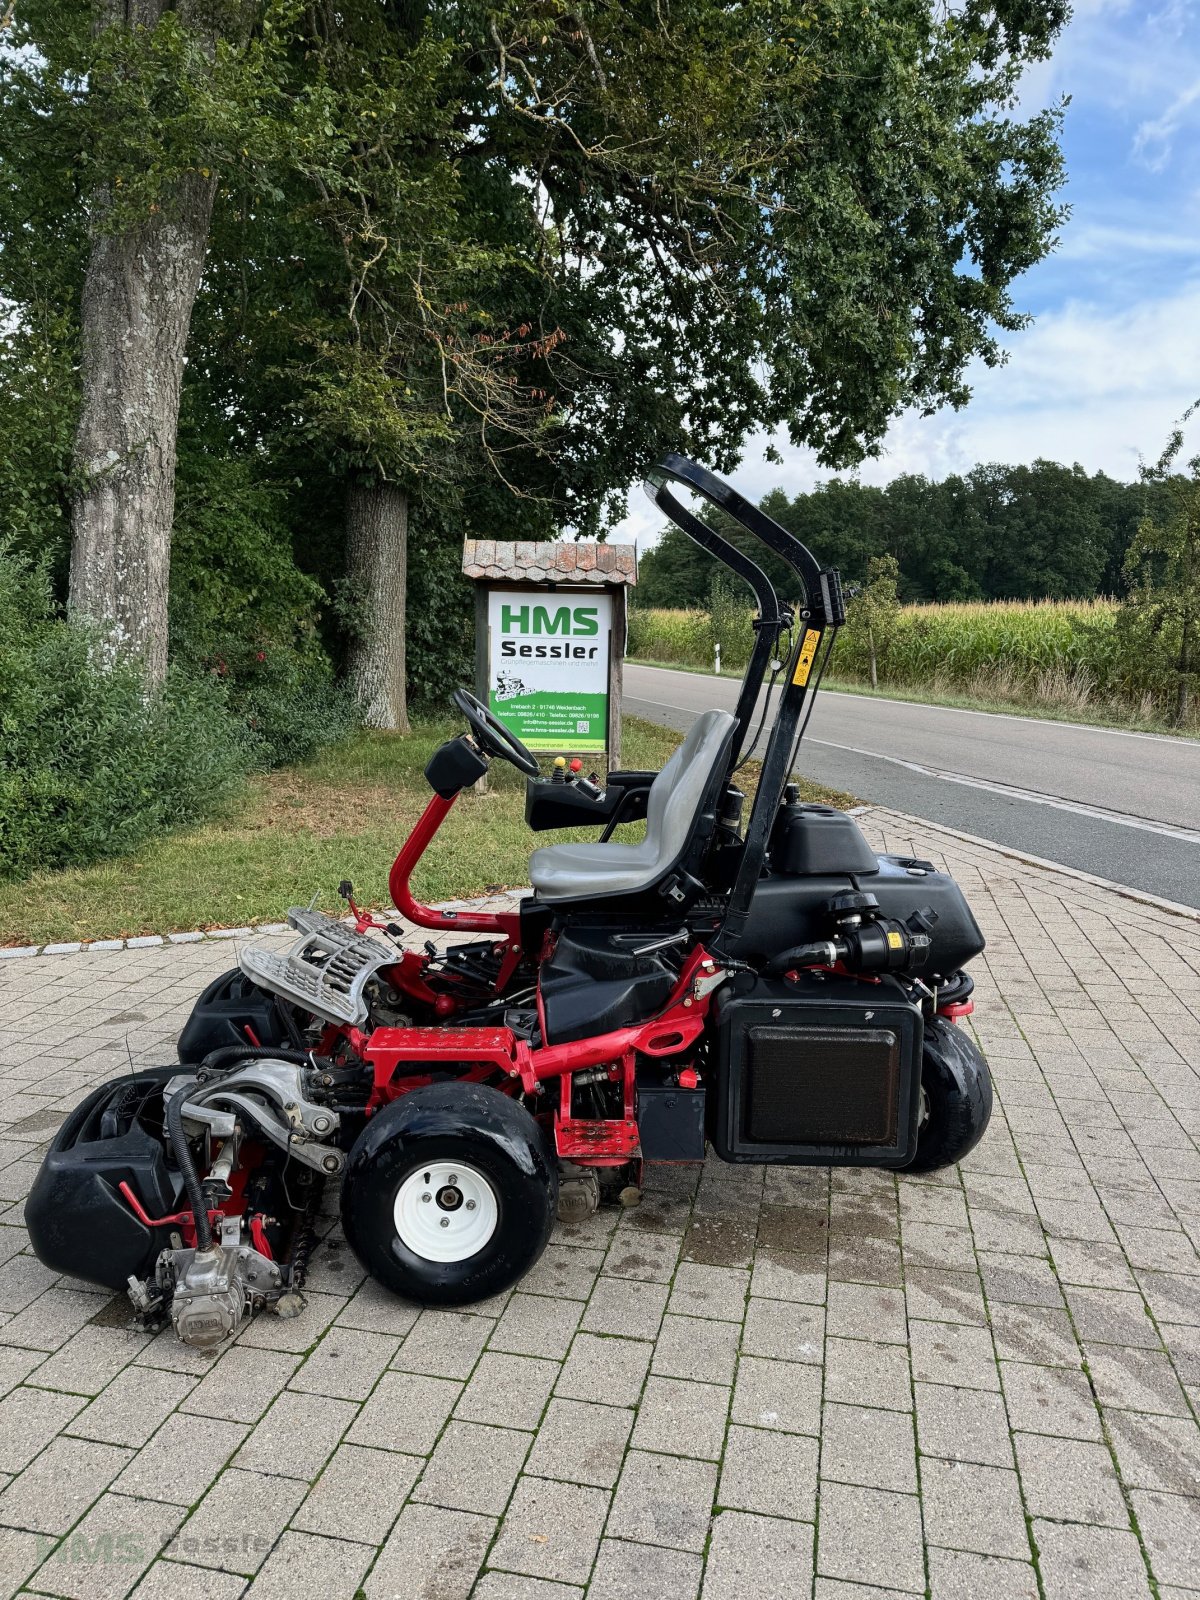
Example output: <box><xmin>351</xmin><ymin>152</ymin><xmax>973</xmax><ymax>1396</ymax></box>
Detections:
<box><xmin>611</xmin><ymin>929</ymin><xmax>689</xmax><ymax>956</ymax></box>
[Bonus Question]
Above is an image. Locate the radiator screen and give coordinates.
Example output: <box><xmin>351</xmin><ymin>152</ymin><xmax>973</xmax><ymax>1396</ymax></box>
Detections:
<box><xmin>743</xmin><ymin>1026</ymin><xmax>901</xmax><ymax>1146</ymax></box>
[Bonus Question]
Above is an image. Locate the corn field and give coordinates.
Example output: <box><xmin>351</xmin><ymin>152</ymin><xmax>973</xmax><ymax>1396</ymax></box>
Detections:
<box><xmin>625</xmin><ymin>598</ymin><xmax>1183</xmax><ymax>722</ymax></box>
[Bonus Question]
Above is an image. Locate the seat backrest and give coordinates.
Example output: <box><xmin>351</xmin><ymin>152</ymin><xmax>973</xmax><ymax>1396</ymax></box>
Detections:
<box><xmin>642</xmin><ymin>709</ymin><xmax>737</xmax><ymax>871</ymax></box>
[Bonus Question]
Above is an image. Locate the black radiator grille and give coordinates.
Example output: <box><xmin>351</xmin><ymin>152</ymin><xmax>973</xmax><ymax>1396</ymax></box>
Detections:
<box><xmin>743</xmin><ymin>1026</ymin><xmax>901</xmax><ymax>1146</ymax></box>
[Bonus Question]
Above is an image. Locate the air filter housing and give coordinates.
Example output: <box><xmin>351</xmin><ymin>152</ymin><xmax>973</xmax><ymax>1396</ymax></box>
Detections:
<box><xmin>713</xmin><ymin>971</ymin><xmax>923</xmax><ymax>1166</ymax></box>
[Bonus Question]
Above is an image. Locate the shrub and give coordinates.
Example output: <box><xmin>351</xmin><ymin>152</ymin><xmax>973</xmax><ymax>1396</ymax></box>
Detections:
<box><xmin>0</xmin><ymin>546</ymin><xmax>251</xmax><ymax>880</ymax></box>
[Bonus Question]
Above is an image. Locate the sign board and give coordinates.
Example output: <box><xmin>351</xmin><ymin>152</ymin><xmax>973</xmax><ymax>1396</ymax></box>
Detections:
<box><xmin>487</xmin><ymin>589</ymin><xmax>613</xmax><ymax>752</ymax></box>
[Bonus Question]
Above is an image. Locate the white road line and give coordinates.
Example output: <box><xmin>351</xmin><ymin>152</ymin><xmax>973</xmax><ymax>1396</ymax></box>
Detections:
<box><xmin>806</xmin><ymin>737</ymin><xmax>1200</xmax><ymax>843</ymax></box>
<box><xmin>624</xmin><ymin>694</ymin><xmax>1200</xmax><ymax>844</ymax></box>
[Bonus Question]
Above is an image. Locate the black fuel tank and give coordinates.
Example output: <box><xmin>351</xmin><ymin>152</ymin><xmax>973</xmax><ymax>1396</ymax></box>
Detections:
<box><xmin>735</xmin><ymin>856</ymin><xmax>985</xmax><ymax>982</ymax></box>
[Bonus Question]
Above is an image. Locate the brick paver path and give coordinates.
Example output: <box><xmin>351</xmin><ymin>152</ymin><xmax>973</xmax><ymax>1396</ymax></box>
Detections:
<box><xmin>1</xmin><ymin>807</ymin><xmax>1198</xmax><ymax>1599</ymax></box>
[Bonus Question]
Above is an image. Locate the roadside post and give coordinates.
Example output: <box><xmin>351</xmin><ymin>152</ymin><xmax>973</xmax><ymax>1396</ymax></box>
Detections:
<box><xmin>461</xmin><ymin>541</ymin><xmax>637</xmax><ymax>772</ymax></box>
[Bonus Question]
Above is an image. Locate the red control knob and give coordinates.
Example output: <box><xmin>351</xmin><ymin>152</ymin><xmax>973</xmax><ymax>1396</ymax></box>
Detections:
<box><xmin>678</xmin><ymin>1067</ymin><xmax>700</xmax><ymax>1089</ymax></box>
<box><xmin>569</xmin><ymin>758</ymin><xmax>583</xmax><ymax>772</ymax></box>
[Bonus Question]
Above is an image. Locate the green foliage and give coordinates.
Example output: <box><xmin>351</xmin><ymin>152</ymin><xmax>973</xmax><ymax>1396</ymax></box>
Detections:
<box><xmin>1117</xmin><ymin>409</ymin><xmax>1200</xmax><ymax>724</ymax></box>
<box><xmin>637</xmin><ymin>462</ymin><xmax>1164</xmax><ymax>610</ymax></box>
<box><xmin>0</xmin><ymin>546</ymin><xmax>251</xmax><ymax>881</ymax></box>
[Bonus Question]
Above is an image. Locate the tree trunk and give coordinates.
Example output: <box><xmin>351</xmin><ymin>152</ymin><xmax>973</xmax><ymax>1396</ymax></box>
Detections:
<box><xmin>346</xmin><ymin>480</ymin><xmax>410</xmax><ymax>733</ymax></box>
<box><xmin>68</xmin><ymin>0</ymin><xmax>246</xmax><ymax>684</ymax></box>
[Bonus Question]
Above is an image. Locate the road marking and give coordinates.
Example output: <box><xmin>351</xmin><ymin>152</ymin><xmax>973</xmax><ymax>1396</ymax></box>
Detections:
<box><xmin>806</xmin><ymin>737</ymin><xmax>1200</xmax><ymax>844</ymax></box>
<box><xmin>624</xmin><ymin>695</ymin><xmax>1200</xmax><ymax>844</ymax></box>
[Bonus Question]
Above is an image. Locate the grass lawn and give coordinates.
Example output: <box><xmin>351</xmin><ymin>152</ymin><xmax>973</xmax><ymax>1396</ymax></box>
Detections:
<box><xmin>0</xmin><ymin>715</ymin><xmax>855</xmax><ymax>946</ymax></box>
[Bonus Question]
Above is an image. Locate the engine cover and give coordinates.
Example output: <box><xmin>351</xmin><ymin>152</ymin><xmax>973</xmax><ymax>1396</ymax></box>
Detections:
<box><xmin>713</xmin><ymin>972</ymin><xmax>923</xmax><ymax>1166</ymax></box>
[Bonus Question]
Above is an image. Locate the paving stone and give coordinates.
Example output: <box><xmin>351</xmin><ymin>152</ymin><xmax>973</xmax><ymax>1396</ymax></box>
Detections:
<box><xmin>472</xmin><ymin>1576</ymin><xmax>583</xmax><ymax>1600</ymax></box>
<box><xmin>741</xmin><ymin>1297</ymin><xmax>823</xmax><ymax>1363</ymax></box>
<box><xmin>234</xmin><ymin>1293</ymin><xmax>347</xmax><ymax>1354</ymax></box>
<box><xmin>1085</xmin><ymin>1341</ymin><xmax>1190</xmax><ymax>1415</ymax></box>
<box><xmin>999</xmin><ymin>1360</ymin><xmax>1103</xmax><ymax>1440</ymax></box>
<box><xmin>519</xmin><ymin>1243</ymin><xmax>604</xmax><ymax>1302</ymax></box>
<box><xmin>702</xmin><ymin>1509</ymin><xmax>813</xmax><ymax>1600</ymax></box>
<box><xmin>748</xmin><ymin>1248</ymin><xmax>826</xmax><ymax>1306</ymax></box>
<box><xmin>630</xmin><ymin>1375</ymin><xmax>729</xmax><ymax>1460</ymax></box>
<box><xmin>173</xmin><ymin>1468</ymin><xmax>306</xmax><ymax>1575</ymax></box>
<box><xmin>909</xmin><ymin>1319</ymin><xmax>999</xmax><ymax>1390</ymax></box>
<box><xmin>823</xmin><ymin>1337</ymin><xmax>912</xmax><ymax>1411</ymax></box>
<box><xmin>920</xmin><ymin>1459</ymin><xmax>1029</xmax><ymax>1559</ymax></box>
<box><xmin>179</xmin><ymin>1348</ymin><xmax>300</xmax><ymax>1425</ymax></box>
<box><xmin>825</xmin><ymin>1281</ymin><xmax>908</xmax><ymax>1343</ymax></box>
<box><xmin>289</xmin><ymin>1325</ymin><xmax>397</xmax><ymax>1400</ymax></box>
<box><xmin>814</xmin><ymin>1583</ymin><xmax>913</xmax><ymax>1600</ymax></box>
<box><xmin>0</xmin><ymin>1383</ymin><xmax>86</xmax><ymax>1472</ymax></box>
<box><xmin>293</xmin><ymin>1441</ymin><xmax>422</xmax><ymax>1541</ymax></box>
<box><xmin>602</xmin><ymin>1230</ymin><xmax>681</xmax><ymax>1285</ymax></box>
<box><xmin>488</xmin><ymin>1476</ymin><xmax>609</xmax><ymax>1584</ymax></box>
<box><xmin>115</xmin><ymin>1413</ymin><xmax>248</xmax><ymax>1506</ymax></box>
<box><xmin>0</xmin><ymin>1435</ymin><xmax>132</xmax><ymax>1534</ymax></box>
<box><xmin>0</xmin><ymin>1526</ymin><xmax>48</xmax><ymax>1598</ymax></box>
<box><xmin>365</xmin><ymin>1502</ymin><xmax>495</xmax><ymax>1600</ymax></box>
<box><xmin>348</xmin><ymin>1369</ymin><xmax>461</xmax><ymax>1454</ymax></box>
<box><xmin>816</xmin><ymin>1482</ymin><xmax>924</xmax><ymax>1595</ymax></box>
<box><xmin>821</xmin><ymin>1401</ymin><xmax>918</xmax><ymax>1492</ymax></box>
<box><xmin>1032</xmin><ymin>1519</ymin><xmax>1153</xmax><ymax>1600</ymax></box>
<box><xmin>1130</xmin><ymin>1489</ymin><xmax>1200</xmax><ymax>1589</ymax></box>
<box><xmin>665</xmin><ymin>1262</ymin><xmax>749</xmax><ymax>1323</ymax></box>
<box><xmin>607</xmin><ymin>1448</ymin><xmax>716</xmax><ymax>1552</ymax></box>
<box><xmin>588</xmin><ymin>1536</ymin><xmax>700</xmax><ymax>1600</ymax></box>
<box><xmin>240</xmin><ymin>1529</ymin><xmax>373</xmax><ymax>1600</ymax></box>
<box><xmin>412</xmin><ymin>1419</ymin><xmax>532</xmax><ymax>1514</ymax></box>
<box><xmin>925</xmin><ymin>1548</ymin><xmax>1039</xmax><ymax>1600</ymax></box>
<box><xmin>977</xmin><ymin>1250</ymin><xmax>1064</xmax><ymax>1308</ymax></box>
<box><xmin>904</xmin><ymin>1267</ymin><xmax>988</xmax><ymax>1327</ymax></box>
<box><xmin>718</xmin><ymin>1423</ymin><xmax>818</xmax><ymax>1520</ymax></box>
<box><xmin>524</xmin><ymin>1397</ymin><xmax>633</xmax><ymax>1488</ymax></box>
<box><xmin>489</xmin><ymin>1294</ymin><xmax>583</xmax><ymax>1360</ymax></box>
<box><xmin>651</xmin><ymin>1314</ymin><xmax>740</xmax><ymax>1386</ymax></box>
<box><xmin>1013</xmin><ymin>1432</ymin><xmax>1129</xmax><ymax>1527</ymax></box>
<box><xmin>581</xmin><ymin>1276</ymin><xmax>669</xmax><ymax>1341</ymax></box>
<box><xmin>453</xmin><ymin>1352</ymin><xmax>559</xmax><ymax>1431</ymax></box>
<box><xmin>330</xmin><ymin>1278</ymin><xmax>421</xmax><ymax>1337</ymax></box>
<box><xmin>129</xmin><ymin>1560</ymin><xmax>248</xmax><ymax>1600</ymax></box>
<box><xmin>915</xmin><ymin>1382</ymin><xmax>1013</xmax><ymax>1467</ymax></box>
<box><xmin>32</xmin><ymin>1492</ymin><xmax>185</xmax><ymax>1600</ymax></box>
<box><xmin>394</xmin><ymin>1309</ymin><xmax>494</xmax><ymax>1378</ymax></box>
<box><xmin>231</xmin><ymin>1389</ymin><xmax>356</xmax><ymax>1480</ymax></box>
<box><xmin>0</xmin><ymin>1285</ymin><xmax>106</xmax><ymax>1352</ymax></box>
<box><xmin>556</xmin><ymin>1332</ymin><xmax>651</xmax><ymax>1407</ymax></box>
<box><xmin>67</xmin><ymin>1364</ymin><xmax>195</xmax><ymax>1448</ymax></box>
<box><xmin>988</xmin><ymin>1302</ymin><xmax>1081</xmax><ymax>1367</ymax></box>
<box><xmin>730</xmin><ymin>1354</ymin><xmax>821</xmax><ymax>1436</ymax></box>
<box><xmin>1105</xmin><ymin>1407</ymin><xmax>1200</xmax><ymax>1497</ymax></box>
<box><xmin>30</xmin><ymin>1326</ymin><xmax>150</xmax><ymax>1397</ymax></box>
<box><xmin>1065</xmin><ymin>1284</ymin><xmax>1162</xmax><ymax>1347</ymax></box>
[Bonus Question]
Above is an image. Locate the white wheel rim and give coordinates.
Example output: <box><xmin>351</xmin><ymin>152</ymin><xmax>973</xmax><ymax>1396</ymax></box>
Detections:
<box><xmin>393</xmin><ymin>1161</ymin><xmax>499</xmax><ymax>1263</ymax></box>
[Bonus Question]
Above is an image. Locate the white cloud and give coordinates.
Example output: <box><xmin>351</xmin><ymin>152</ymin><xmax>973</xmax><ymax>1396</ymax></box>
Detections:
<box><xmin>617</xmin><ymin>281</ymin><xmax>1200</xmax><ymax>549</ymax></box>
<box><xmin>1135</xmin><ymin>73</ymin><xmax>1200</xmax><ymax>168</ymax></box>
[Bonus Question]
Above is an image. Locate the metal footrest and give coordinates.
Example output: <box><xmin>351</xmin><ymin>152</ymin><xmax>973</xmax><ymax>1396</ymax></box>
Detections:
<box><xmin>555</xmin><ymin>1117</ymin><xmax>641</xmax><ymax>1165</ymax></box>
<box><xmin>239</xmin><ymin>909</ymin><xmax>397</xmax><ymax>1027</ymax></box>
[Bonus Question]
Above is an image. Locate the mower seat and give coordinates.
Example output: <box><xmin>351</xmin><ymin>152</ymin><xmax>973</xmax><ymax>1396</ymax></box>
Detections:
<box><xmin>528</xmin><ymin>709</ymin><xmax>737</xmax><ymax>903</ymax></box>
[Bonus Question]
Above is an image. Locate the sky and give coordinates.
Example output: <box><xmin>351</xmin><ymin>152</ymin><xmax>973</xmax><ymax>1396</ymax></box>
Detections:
<box><xmin>619</xmin><ymin>0</ymin><xmax>1200</xmax><ymax>548</ymax></box>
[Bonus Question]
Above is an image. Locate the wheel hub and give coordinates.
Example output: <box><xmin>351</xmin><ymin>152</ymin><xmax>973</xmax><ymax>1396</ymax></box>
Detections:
<box><xmin>394</xmin><ymin>1161</ymin><xmax>498</xmax><ymax>1262</ymax></box>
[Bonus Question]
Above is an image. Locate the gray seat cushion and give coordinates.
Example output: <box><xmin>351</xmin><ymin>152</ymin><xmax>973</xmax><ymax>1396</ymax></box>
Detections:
<box><xmin>528</xmin><ymin>709</ymin><xmax>737</xmax><ymax>903</ymax></box>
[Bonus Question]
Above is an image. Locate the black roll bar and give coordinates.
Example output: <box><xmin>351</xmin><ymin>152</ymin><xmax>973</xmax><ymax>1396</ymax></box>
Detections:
<box><xmin>642</xmin><ymin>476</ymin><xmax>788</xmax><ymax>764</ymax></box>
<box><xmin>642</xmin><ymin>454</ymin><xmax>847</xmax><ymax>955</ymax></box>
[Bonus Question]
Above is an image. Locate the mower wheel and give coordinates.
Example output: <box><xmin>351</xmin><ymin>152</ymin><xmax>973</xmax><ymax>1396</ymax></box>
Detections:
<box><xmin>906</xmin><ymin>1017</ymin><xmax>993</xmax><ymax>1173</ymax></box>
<box><xmin>340</xmin><ymin>1083</ymin><xmax>557</xmax><ymax>1306</ymax></box>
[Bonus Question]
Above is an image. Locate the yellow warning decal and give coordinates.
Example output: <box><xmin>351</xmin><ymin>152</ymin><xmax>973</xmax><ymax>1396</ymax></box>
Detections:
<box><xmin>792</xmin><ymin>628</ymin><xmax>822</xmax><ymax>687</ymax></box>
<box><xmin>887</xmin><ymin>930</ymin><xmax>903</xmax><ymax>950</ymax></box>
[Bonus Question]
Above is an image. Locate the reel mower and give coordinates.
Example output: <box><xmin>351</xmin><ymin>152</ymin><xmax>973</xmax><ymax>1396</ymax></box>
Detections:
<box><xmin>27</xmin><ymin>455</ymin><xmax>992</xmax><ymax>1347</ymax></box>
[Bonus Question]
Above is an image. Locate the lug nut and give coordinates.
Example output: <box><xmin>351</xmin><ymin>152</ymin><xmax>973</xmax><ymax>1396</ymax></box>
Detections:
<box><xmin>439</xmin><ymin>1217</ymin><xmax>450</xmax><ymax>1228</ymax></box>
<box><xmin>465</xmin><ymin>1199</ymin><xmax>476</xmax><ymax>1211</ymax></box>
<box><xmin>448</xmin><ymin>1174</ymin><xmax>458</xmax><ymax>1184</ymax></box>
<box><xmin>422</xmin><ymin>1193</ymin><xmax>431</xmax><ymax>1203</ymax></box>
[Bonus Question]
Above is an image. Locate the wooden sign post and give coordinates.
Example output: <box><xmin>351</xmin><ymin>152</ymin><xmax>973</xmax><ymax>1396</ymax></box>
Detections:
<box><xmin>462</xmin><ymin>541</ymin><xmax>637</xmax><ymax>771</ymax></box>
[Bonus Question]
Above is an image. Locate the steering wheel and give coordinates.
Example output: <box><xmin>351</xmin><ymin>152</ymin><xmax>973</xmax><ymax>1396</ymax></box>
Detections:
<box><xmin>451</xmin><ymin>687</ymin><xmax>541</xmax><ymax>778</ymax></box>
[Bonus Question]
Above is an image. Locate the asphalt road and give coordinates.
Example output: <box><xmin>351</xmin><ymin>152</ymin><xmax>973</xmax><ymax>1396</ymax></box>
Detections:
<box><xmin>624</xmin><ymin>663</ymin><xmax>1200</xmax><ymax>909</ymax></box>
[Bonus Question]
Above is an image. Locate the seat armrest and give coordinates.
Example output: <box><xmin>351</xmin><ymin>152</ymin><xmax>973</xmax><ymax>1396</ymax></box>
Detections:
<box><xmin>524</xmin><ymin>778</ymin><xmax>622</xmax><ymax>832</ymax></box>
<box><xmin>606</xmin><ymin>770</ymin><xmax>656</xmax><ymax>790</ymax></box>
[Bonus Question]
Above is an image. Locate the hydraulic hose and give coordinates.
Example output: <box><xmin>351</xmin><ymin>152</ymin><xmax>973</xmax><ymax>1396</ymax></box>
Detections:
<box><xmin>196</xmin><ymin>1045</ymin><xmax>334</xmax><ymax>1077</ymax></box>
<box><xmin>165</xmin><ymin>1085</ymin><xmax>213</xmax><ymax>1252</ymax></box>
